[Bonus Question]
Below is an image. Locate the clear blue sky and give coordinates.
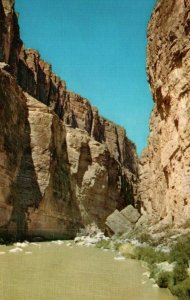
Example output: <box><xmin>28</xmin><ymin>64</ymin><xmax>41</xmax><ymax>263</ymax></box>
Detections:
<box><xmin>15</xmin><ymin>0</ymin><xmax>156</xmax><ymax>155</ymax></box>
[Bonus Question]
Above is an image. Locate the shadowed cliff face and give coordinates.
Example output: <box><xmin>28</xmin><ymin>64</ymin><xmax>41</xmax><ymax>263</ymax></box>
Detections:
<box><xmin>0</xmin><ymin>68</ymin><xmax>27</xmax><ymax>239</ymax></box>
<box><xmin>0</xmin><ymin>0</ymin><xmax>138</xmax><ymax>240</ymax></box>
<box><xmin>138</xmin><ymin>0</ymin><xmax>190</xmax><ymax>231</ymax></box>
<box><xmin>0</xmin><ymin>72</ymin><xmax>82</xmax><ymax>240</ymax></box>
<box><xmin>24</xmin><ymin>94</ymin><xmax>82</xmax><ymax>240</ymax></box>
<box><xmin>0</xmin><ymin>0</ymin><xmax>22</xmax><ymax>74</ymax></box>
<box><xmin>17</xmin><ymin>48</ymin><xmax>66</xmax><ymax>117</ymax></box>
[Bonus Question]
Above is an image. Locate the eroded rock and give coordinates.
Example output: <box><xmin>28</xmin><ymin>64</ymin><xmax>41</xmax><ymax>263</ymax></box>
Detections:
<box><xmin>106</xmin><ymin>209</ymin><xmax>133</xmax><ymax>235</ymax></box>
<box><xmin>138</xmin><ymin>0</ymin><xmax>190</xmax><ymax>230</ymax></box>
<box><xmin>0</xmin><ymin>0</ymin><xmax>138</xmax><ymax>240</ymax></box>
<box><xmin>105</xmin><ymin>205</ymin><xmax>141</xmax><ymax>235</ymax></box>
<box><xmin>120</xmin><ymin>205</ymin><xmax>140</xmax><ymax>223</ymax></box>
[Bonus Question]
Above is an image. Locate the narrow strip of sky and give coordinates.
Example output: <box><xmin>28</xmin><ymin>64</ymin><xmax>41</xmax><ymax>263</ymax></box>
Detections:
<box><xmin>15</xmin><ymin>0</ymin><xmax>156</xmax><ymax>155</ymax></box>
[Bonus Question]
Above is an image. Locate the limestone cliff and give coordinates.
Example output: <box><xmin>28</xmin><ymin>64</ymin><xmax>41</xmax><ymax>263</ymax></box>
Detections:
<box><xmin>138</xmin><ymin>0</ymin><xmax>190</xmax><ymax>230</ymax></box>
<box><xmin>0</xmin><ymin>0</ymin><xmax>138</xmax><ymax>240</ymax></box>
<box><xmin>17</xmin><ymin>47</ymin><xmax>137</xmax><ymax>178</ymax></box>
<box><xmin>0</xmin><ymin>68</ymin><xmax>26</xmax><ymax>238</ymax></box>
<box><xmin>0</xmin><ymin>0</ymin><xmax>22</xmax><ymax>75</ymax></box>
<box><xmin>0</xmin><ymin>69</ymin><xmax>79</xmax><ymax>239</ymax></box>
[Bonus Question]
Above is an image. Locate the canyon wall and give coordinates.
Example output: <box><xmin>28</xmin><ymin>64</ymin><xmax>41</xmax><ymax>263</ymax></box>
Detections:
<box><xmin>138</xmin><ymin>0</ymin><xmax>190</xmax><ymax>230</ymax></box>
<box><xmin>0</xmin><ymin>0</ymin><xmax>138</xmax><ymax>240</ymax></box>
<box><xmin>0</xmin><ymin>0</ymin><xmax>22</xmax><ymax>74</ymax></box>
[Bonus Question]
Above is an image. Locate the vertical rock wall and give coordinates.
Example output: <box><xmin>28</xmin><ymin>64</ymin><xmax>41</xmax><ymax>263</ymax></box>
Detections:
<box><xmin>0</xmin><ymin>69</ymin><xmax>27</xmax><ymax>238</ymax></box>
<box><xmin>0</xmin><ymin>0</ymin><xmax>138</xmax><ymax>240</ymax></box>
<box><xmin>0</xmin><ymin>0</ymin><xmax>22</xmax><ymax>74</ymax></box>
<box><xmin>138</xmin><ymin>0</ymin><xmax>190</xmax><ymax>229</ymax></box>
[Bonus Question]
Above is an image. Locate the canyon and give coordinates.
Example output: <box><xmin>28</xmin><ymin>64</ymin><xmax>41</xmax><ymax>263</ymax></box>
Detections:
<box><xmin>0</xmin><ymin>0</ymin><xmax>190</xmax><ymax>242</ymax></box>
<box><xmin>0</xmin><ymin>0</ymin><xmax>138</xmax><ymax>240</ymax></box>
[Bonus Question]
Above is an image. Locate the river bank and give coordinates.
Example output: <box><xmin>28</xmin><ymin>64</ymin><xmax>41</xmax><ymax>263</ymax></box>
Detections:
<box><xmin>0</xmin><ymin>240</ymin><xmax>176</xmax><ymax>300</ymax></box>
<box><xmin>0</xmin><ymin>221</ymin><xmax>189</xmax><ymax>299</ymax></box>
<box><xmin>73</xmin><ymin>226</ymin><xmax>190</xmax><ymax>300</ymax></box>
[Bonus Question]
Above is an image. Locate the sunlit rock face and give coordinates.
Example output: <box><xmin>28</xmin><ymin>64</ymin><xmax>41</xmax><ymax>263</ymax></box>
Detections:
<box><xmin>66</xmin><ymin>126</ymin><xmax>133</xmax><ymax>229</ymax></box>
<box><xmin>138</xmin><ymin>0</ymin><xmax>190</xmax><ymax>230</ymax></box>
<box><xmin>17</xmin><ymin>47</ymin><xmax>138</xmax><ymax>178</ymax></box>
<box><xmin>0</xmin><ymin>0</ymin><xmax>138</xmax><ymax>240</ymax></box>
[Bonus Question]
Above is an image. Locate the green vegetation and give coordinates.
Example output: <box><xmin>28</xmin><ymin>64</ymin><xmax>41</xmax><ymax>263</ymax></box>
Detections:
<box><xmin>96</xmin><ymin>239</ymin><xmax>112</xmax><ymax>250</ymax></box>
<box><xmin>137</xmin><ymin>233</ymin><xmax>153</xmax><ymax>244</ymax></box>
<box><xmin>156</xmin><ymin>271</ymin><xmax>173</xmax><ymax>288</ymax></box>
<box><xmin>170</xmin><ymin>277</ymin><xmax>190</xmax><ymax>300</ymax></box>
<box><xmin>96</xmin><ymin>239</ymin><xmax>123</xmax><ymax>251</ymax></box>
<box><xmin>133</xmin><ymin>233</ymin><xmax>190</xmax><ymax>300</ymax></box>
<box><xmin>96</xmin><ymin>233</ymin><xmax>190</xmax><ymax>299</ymax></box>
<box><xmin>119</xmin><ymin>243</ymin><xmax>136</xmax><ymax>259</ymax></box>
<box><xmin>169</xmin><ymin>234</ymin><xmax>190</xmax><ymax>265</ymax></box>
<box><xmin>114</xmin><ymin>242</ymin><xmax>123</xmax><ymax>251</ymax></box>
<box><xmin>173</xmin><ymin>263</ymin><xmax>188</xmax><ymax>283</ymax></box>
<box><xmin>135</xmin><ymin>245</ymin><xmax>169</xmax><ymax>264</ymax></box>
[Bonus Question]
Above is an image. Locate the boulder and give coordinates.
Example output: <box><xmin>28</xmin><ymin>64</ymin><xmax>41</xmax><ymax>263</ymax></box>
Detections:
<box><xmin>120</xmin><ymin>205</ymin><xmax>140</xmax><ymax>223</ymax></box>
<box><xmin>105</xmin><ymin>209</ymin><xmax>132</xmax><ymax>235</ymax></box>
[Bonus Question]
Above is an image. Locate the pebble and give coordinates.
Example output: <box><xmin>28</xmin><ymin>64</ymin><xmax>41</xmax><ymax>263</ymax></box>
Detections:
<box><xmin>114</xmin><ymin>255</ymin><xmax>125</xmax><ymax>261</ymax></box>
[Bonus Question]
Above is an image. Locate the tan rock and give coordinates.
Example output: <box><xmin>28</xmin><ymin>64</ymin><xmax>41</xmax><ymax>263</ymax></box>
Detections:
<box><xmin>106</xmin><ymin>210</ymin><xmax>132</xmax><ymax>235</ymax></box>
<box><xmin>66</xmin><ymin>126</ymin><xmax>134</xmax><ymax>230</ymax></box>
<box><xmin>138</xmin><ymin>0</ymin><xmax>190</xmax><ymax>230</ymax></box>
<box><xmin>0</xmin><ymin>0</ymin><xmax>139</xmax><ymax>240</ymax></box>
<box><xmin>120</xmin><ymin>205</ymin><xmax>140</xmax><ymax>223</ymax></box>
<box><xmin>0</xmin><ymin>69</ymin><xmax>26</xmax><ymax>232</ymax></box>
<box><xmin>22</xmin><ymin>94</ymin><xmax>80</xmax><ymax>239</ymax></box>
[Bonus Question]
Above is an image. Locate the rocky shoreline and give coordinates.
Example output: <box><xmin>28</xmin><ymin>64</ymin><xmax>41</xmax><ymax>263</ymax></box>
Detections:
<box><xmin>73</xmin><ymin>223</ymin><xmax>190</xmax><ymax>300</ymax></box>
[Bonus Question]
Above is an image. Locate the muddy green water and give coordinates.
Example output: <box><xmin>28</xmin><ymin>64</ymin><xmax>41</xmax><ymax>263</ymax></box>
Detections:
<box><xmin>0</xmin><ymin>242</ymin><xmax>176</xmax><ymax>300</ymax></box>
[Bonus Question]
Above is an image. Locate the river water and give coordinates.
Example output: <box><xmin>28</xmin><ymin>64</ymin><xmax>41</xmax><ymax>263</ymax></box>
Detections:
<box><xmin>0</xmin><ymin>241</ymin><xmax>176</xmax><ymax>300</ymax></box>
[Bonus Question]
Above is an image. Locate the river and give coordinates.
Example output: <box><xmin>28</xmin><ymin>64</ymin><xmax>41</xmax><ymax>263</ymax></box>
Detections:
<box><xmin>0</xmin><ymin>241</ymin><xmax>176</xmax><ymax>300</ymax></box>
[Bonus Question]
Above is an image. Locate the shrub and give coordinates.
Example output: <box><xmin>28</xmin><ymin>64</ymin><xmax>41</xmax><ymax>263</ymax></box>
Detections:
<box><xmin>137</xmin><ymin>233</ymin><xmax>153</xmax><ymax>244</ymax></box>
<box><xmin>135</xmin><ymin>245</ymin><xmax>168</xmax><ymax>265</ymax></box>
<box><xmin>170</xmin><ymin>234</ymin><xmax>190</xmax><ymax>265</ymax></box>
<box><xmin>119</xmin><ymin>243</ymin><xmax>136</xmax><ymax>259</ymax></box>
<box><xmin>170</xmin><ymin>277</ymin><xmax>190</xmax><ymax>300</ymax></box>
<box><xmin>133</xmin><ymin>234</ymin><xmax>190</xmax><ymax>299</ymax></box>
<box><xmin>96</xmin><ymin>240</ymin><xmax>111</xmax><ymax>249</ymax></box>
<box><xmin>114</xmin><ymin>242</ymin><xmax>122</xmax><ymax>251</ymax></box>
<box><xmin>173</xmin><ymin>263</ymin><xmax>188</xmax><ymax>284</ymax></box>
<box><xmin>149</xmin><ymin>263</ymin><xmax>158</xmax><ymax>278</ymax></box>
<box><xmin>156</xmin><ymin>271</ymin><xmax>173</xmax><ymax>288</ymax></box>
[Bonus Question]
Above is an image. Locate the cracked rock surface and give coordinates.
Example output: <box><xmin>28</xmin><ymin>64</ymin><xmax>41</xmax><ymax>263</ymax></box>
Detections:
<box><xmin>138</xmin><ymin>0</ymin><xmax>190</xmax><ymax>230</ymax></box>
